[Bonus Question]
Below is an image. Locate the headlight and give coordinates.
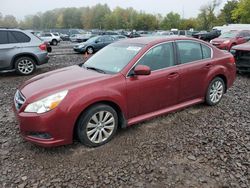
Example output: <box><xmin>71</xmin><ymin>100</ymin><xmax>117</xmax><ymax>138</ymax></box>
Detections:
<box><xmin>223</xmin><ymin>40</ymin><xmax>230</xmax><ymax>44</ymax></box>
<box><xmin>24</xmin><ymin>90</ymin><xmax>68</xmax><ymax>114</ymax></box>
<box><xmin>78</xmin><ymin>44</ymin><xmax>85</xmax><ymax>48</ymax></box>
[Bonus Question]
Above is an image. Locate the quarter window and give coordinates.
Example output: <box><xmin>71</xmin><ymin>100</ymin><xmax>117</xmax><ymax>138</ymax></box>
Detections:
<box><xmin>137</xmin><ymin>43</ymin><xmax>175</xmax><ymax>71</ymax></box>
<box><xmin>202</xmin><ymin>45</ymin><xmax>211</xmax><ymax>59</ymax></box>
<box><xmin>177</xmin><ymin>41</ymin><xmax>203</xmax><ymax>64</ymax></box>
<box><xmin>8</xmin><ymin>32</ymin><xmax>18</xmax><ymax>43</ymax></box>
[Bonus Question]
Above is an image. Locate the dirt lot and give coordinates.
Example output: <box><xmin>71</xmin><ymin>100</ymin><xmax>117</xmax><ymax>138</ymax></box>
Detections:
<box><xmin>0</xmin><ymin>42</ymin><xmax>250</xmax><ymax>188</ymax></box>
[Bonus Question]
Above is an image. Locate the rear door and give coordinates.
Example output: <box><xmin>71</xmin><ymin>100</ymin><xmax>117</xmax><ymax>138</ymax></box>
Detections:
<box><xmin>0</xmin><ymin>31</ymin><xmax>21</xmax><ymax>69</ymax></box>
<box><xmin>126</xmin><ymin>42</ymin><xmax>180</xmax><ymax>118</ymax></box>
<box><xmin>176</xmin><ymin>40</ymin><xmax>213</xmax><ymax>103</ymax></box>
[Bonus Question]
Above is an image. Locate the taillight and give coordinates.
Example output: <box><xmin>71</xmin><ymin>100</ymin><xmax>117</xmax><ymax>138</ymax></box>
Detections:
<box><xmin>39</xmin><ymin>43</ymin><xmax>47</xmax><ymax>51</ymax></box>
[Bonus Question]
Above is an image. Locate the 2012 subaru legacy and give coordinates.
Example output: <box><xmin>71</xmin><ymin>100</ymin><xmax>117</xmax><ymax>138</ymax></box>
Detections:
<box><xmin>13</xmin><ymin>37</ymin><xmax>236</xmax><ymax>147</ymax></box>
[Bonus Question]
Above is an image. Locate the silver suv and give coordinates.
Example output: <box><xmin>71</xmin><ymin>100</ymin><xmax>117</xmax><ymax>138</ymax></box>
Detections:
<box><xmin>0</xmin><ymin>28</ymin><xmax>49</xmax><ymax>75</ymax></box>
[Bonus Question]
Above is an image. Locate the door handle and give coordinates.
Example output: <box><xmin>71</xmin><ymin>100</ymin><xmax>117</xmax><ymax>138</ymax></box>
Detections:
<box><xmin>168</xmin><ymin>72</ymin><xmax>179</xmax><ymax>79</ymax></box>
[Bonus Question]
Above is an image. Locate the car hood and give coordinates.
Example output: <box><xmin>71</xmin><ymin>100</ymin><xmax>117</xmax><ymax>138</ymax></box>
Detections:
<box><xmin>211</xmin><ymin>38</ymin><xmax>231</xmax><ymax>43</ymax></box>
<box><xmin>232</xmin><ymin>42</ymin><xmax>250</xmax><ymax>51</ymax></box>
<box><xmin>20</xmin><ymin>65</ymin><xmax>109</xmax><ymax>101</ymax></box>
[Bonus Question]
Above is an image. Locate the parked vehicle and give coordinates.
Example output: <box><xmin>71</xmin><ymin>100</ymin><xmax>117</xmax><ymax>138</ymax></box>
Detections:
<box><xmin>128</xmin><ymin>31</ymin><xmax>141</xmax><ymax>38</ymax></box>
<box><xmin>0</xmin><ymin>28</ymin><xmax>49</xmax><ymax>75</ymax></box>
<box><xmin>230</xmin><ymin>42</ymin><xmax>250</xmax><ymax>73</ymax></box>
<box><xmin>13</xmin><ymin>37</ymin><xmax>236</xmax><ymax>147</ymax></box>
<box><xmin>152</xmin><ymin>31</ymin><xmax>174</xmax><ymax>36</ymax></box>
<box><xmin>101</xmin><ymin>31</ymin><xmax>118</xmax><ymax>35</ymax></box>
<box><xmin>112</xmin><ymin>35</ymin><xmax>127</xmax><ymax>40</ymax></box>
<box><xmin>210</xmin><ymin>30</ymin><xmax>250</xmax><ymax>51</ymax></box>
<box><xmin>193</xmin><ymin>30</ymin><xmax>221</xmax><ymax>41</ymax></box>
<box><xmin>59</xmin><ymin>33</ymin><xmax>70</xmax><ymax>41</ymax></box>
<box><xmin>73</xmin><ymin>35</ymin><xmax>116</xmax><ymax>54</ymax></box>
<box><xmin>69</xmin><ymin>33</ymin><xmax>93</xmax><ymax>43</ymax></box>
<box><xmin>39</xmin><ymin>33</ymin><xmax>61</xmax><ymax>46</ymax></box>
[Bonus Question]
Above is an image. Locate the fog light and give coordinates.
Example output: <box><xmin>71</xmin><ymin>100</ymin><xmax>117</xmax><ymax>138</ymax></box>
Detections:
<box><xmin>29</xmin><ymin>132</ymin><xmax>52</xmax><ymax>139</ymax></box>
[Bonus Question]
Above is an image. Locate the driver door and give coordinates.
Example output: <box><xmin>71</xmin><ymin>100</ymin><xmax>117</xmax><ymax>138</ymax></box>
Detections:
<box><xmin>126</xmin><ymin>42</ymin><xmax>180</xmax><ymax>119</ymax></box>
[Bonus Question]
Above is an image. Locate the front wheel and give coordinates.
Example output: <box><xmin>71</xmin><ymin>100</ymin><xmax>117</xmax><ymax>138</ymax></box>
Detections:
<box><xmin>86</xmin><ymin>47</ymin><xmax>94</xmax><ymax>54</ymax></box>
<box><xmin>205</xmin><ymin>77</ymin><xmax>225</xmax><ymax>106</ymax></box>
<box><xmin>76</xmin><ymin>104</ymin><xmax>118</xmax><ymax>147</ymax></box>
<box><xmin>51</xmin><ymin>39</ymin><xmax>58</xmax><ymax>46</ymax></box>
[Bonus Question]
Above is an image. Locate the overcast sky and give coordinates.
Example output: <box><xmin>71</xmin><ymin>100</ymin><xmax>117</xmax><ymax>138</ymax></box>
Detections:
<box><xmin>1</xmin><ymin>0</ymin><xmax>227</xmax><ymax>20</ymax></box>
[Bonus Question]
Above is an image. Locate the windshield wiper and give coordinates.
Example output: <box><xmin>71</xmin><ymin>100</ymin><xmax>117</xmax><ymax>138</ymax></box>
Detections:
<box><xmin>84</xmin><ymin>66</ymin><xmax>106</xmax><ymax>74</ymax></box>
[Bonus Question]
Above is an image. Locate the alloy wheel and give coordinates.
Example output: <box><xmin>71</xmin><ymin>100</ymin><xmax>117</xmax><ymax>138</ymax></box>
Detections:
<box><xmin>17</xmin><ymin>59</ymin><xmax>34</xmax><ymax>75</ymax></box>
<box><xmin>209</xmin><ymin>80</ymin><xmax>224</xmax><ymax>103</ymax></box>
<box><xmin>86</xmin><ymin>111</ymin><xmax>115</xmax><ymax>144</ymax></box>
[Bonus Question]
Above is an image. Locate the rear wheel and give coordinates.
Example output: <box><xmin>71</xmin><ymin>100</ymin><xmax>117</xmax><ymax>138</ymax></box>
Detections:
<box><xmin>76</xmin><ymin>104</ymin><xmax>118</xmax><ymax>147</ymax></box>
<box><xmin>15</xmin><ymin>56</ymin><xmax>36</xmax><ymax>75</ymax></box>
<box><xmin>206</xmin><ymin>77</ymin><xmax>225</xmax><ymax>106</ymax></box>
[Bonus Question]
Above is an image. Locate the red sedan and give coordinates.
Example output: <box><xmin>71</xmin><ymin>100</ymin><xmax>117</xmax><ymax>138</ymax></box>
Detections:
<box><xmin>210</xmin><ymin>30</ymin><xmax>250</xmax><ymax>51</ymax></box>
<box><xmin>13</xmin><ymin>37</ymin><xmax>236</xmax><ymax>147</ymax></box>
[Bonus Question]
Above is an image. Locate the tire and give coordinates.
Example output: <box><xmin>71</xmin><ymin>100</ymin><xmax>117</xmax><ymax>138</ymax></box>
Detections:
<box><xmin>15</xmin><ymin>56</ymin><xmax>36</xmax><ymax>75</ymax></box>
<box><xmin>86</xmin><ymin>47</ymin><xmax>94</xmax><ymax>54</ymax></box>
<box><xmin>205</xmin><ymin>77</ymin><xmax>225</xmax><ymax>106</ymax></box>
<box><xmin>51</xmin><ymin>39</ymin><xmax>58</xmax><ymax>46</ymax></box>
<box><xmin>76</xmin><ymin>104</ymin><xmax>118</xmax><ymax>147</ymax></box>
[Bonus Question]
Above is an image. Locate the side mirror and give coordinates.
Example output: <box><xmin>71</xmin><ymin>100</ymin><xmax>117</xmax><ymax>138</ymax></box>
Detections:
<box><xmin>133</xmin><ymin>65</ymin><xmax>151</xmax><ymax>76</ymax></box>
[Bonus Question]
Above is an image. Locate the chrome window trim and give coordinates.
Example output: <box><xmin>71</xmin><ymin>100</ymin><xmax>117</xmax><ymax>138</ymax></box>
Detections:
<box><xmin>126</xmin><ymin>40</ymin><xmax>214</xmax><ymax>78</ymax></box>
<box><xmin>126</xmin><ymin>41</ymin><xmax>175</xmax><ymax>77</ymax></box>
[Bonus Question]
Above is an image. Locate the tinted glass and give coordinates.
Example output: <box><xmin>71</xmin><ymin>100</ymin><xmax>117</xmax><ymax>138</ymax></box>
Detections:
<box><xmin>8</xmin><ymin>32</ymin><xmax>18</xmax><ymax>43</ymax></box>
<box><xmin>177</xmin><ymin>41</ymin><xmax>202</xmax><ymax>64</ymax></box>
<box><xmin>137</xmin><ymin>43</ymin><xmax>175</xmax><ymax>71</ymax></box>
<box><xmin>202</xmin><ymin>45</ymin><xmax>211</xmax><ymax>59</ymax></box>
<box><xmin>45</xmin><ymin>33</ymin><xmax>52</xmax><ymax>37</ymax></box>
<box><xmin>11</xmin><ymin>31</ymin><xmax>30</xmax><ymax>43</ymax></box>
<box><xmin>0</xmin><ymin>31</ymin><xmax>8</xmax><ymax>44</ymax></box>
<box><xmin>103</xmin><ymin>36</ymin><xmax>114</xmax><ymax>42</ymax></box>
<box><xmin>179</xmin><ymin>31</ymin><xmax>185</xmax><ymax>35</ymax></box>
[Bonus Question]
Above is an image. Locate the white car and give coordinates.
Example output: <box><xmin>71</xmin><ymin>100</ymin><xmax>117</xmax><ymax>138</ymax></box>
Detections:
<box><xmin>39</xmin><ymin>33</ymin><xmax>61</xmax><ymax>46</ymax></box>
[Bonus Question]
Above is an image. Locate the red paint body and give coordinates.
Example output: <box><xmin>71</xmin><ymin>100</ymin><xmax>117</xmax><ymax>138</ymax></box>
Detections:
<box><xmin>211</xmin><ymin>30</ymin><xmax>250</xmax><ymax>51</ymax></box>
<box><xmin>13</xmin><ymin>37</ymin><xmax>236</xmax><ymax>147</ymax></box>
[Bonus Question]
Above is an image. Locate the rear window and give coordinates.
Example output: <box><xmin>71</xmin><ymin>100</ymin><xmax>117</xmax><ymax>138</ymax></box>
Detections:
<box><xmin>0</xmin><ymin>31</ymin><xmax>8</xmax><ymax>44</ymax></box>
<box><xmin>11</xmin><ymin>31</ymin><xmax>30</xmax><ymax>43</ymax></box>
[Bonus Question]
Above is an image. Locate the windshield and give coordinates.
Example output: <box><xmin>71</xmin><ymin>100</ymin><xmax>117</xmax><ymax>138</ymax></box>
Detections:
<box><xmin>87</xmin><ymin>36</ymin><xmax>99</xmax><ymax>43</ymax></box>
<box><xmin>84</xmin><ymin>43</ymin><xmax>144</xmax><ymax>74</ymax></box>
<box><xmin>219</xmin><ymin>31</ymin><xmax>237</xmax><ymax>38</ymax></box>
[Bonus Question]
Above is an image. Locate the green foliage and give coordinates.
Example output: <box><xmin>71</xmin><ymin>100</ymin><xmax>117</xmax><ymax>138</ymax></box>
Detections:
<box><xmin>1</xmin><ymin>1</ymin><xmax>250</xmax><ymax>31</ymax></box>
<box><xmin>232</xmin><ymin>0</ymin><xmax>250</xmax><ymax>23</ymax></box>
<box><xmin>161</xmin><ymin>12</ymin><xmax>181</xmax><ymax>30</ymax></box>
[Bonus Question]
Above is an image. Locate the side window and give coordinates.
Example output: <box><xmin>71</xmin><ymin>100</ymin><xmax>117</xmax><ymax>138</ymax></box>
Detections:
<box><xmin>177</xmin><ymin>41</ymin><xmax>203</xmax><ymax>64</ymax></box>
<box><xmin>137</xmin><ymin>43</ymin><xmax>175</xmax><ymax>71</ymax></box>
<box><xmin>11</xmin><ymin>31</ymin><xmax>30</xmax><ymax>43</ymax></box>
<box><xmin>45</xmin><ymin>33</ymin><xmax>52</xmax><ymax>37</ymax></box>
<box><xmin>8</xmin><ymin>32</ymin><xmax>18</xmax><ymax>43</ymax></box>
<box><xmin>0</xmin><ymin>31</ymin><xmax>8</xmax><ymax>44</ymax></box>
<box><xmin>179</xmin><ymin>31</ymin><xmax>185</xmax><ymax>35</ymax></box>
<box><xmin>202</xmin><ymin>45</ymin><xmax>212</xmax><ymax>59</ymax></box>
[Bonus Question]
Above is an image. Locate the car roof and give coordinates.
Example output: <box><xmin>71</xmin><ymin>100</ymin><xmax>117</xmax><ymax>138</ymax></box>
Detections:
<box><xmin>117</xmin><ymin>36</ymin><xmax>194</xmax><ymax>45</ymax></box>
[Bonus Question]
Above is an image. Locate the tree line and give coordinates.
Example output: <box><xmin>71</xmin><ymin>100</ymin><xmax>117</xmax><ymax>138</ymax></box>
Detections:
<box><xmin>0</xmin><ymin>0</ymin><xmax>249</xmax><ymax>31</ymax></box>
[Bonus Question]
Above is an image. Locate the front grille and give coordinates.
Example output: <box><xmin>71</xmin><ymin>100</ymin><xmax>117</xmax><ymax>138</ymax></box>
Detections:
<box><xmin>14</xmin><ymin>90</ymin><xmax>26</xmax><ymax>110</ymax></box>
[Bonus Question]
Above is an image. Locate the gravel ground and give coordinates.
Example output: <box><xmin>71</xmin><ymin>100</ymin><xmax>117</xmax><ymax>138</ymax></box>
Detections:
<box><xmin>0</xmin><ymin>42</ymin><xmax>250</xmax><ymax>188</ymax></box>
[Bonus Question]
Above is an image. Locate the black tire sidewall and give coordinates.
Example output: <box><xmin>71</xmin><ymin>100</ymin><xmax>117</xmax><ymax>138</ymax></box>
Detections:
<box><xmin>87</xmin><ymin>47</ymin><xmax>94</xmax><ymax>54</ymax></box>
<box><xmin>77</xmin><ymin>104</ymin><xmax>118</xmax><ymax>147</ymax></box>
<box><xmin>52</xmin><ymin>40</ymin><xmax>58</xmax><ymax>46</ymax></box>
<box><xmin>206</xmin><ymin>77</ymin><xmax>225</xmax><ymax>106</ymax></box>
<box><xmin>15</xmin><ymin>56</ymin><xmax>36</xmax><ymax>75</ymax></box>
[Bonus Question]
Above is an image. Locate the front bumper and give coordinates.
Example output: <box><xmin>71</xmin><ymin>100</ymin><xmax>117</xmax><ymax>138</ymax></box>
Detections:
<box><xmin>13</xmin><ymin>104</ymin><xmax>74</xmax><ymax>147</ymax></box>
<box><xmin>73</xmin><ymin>47</ymin><xmax>86</xmax><ymax>53</ymax></box>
